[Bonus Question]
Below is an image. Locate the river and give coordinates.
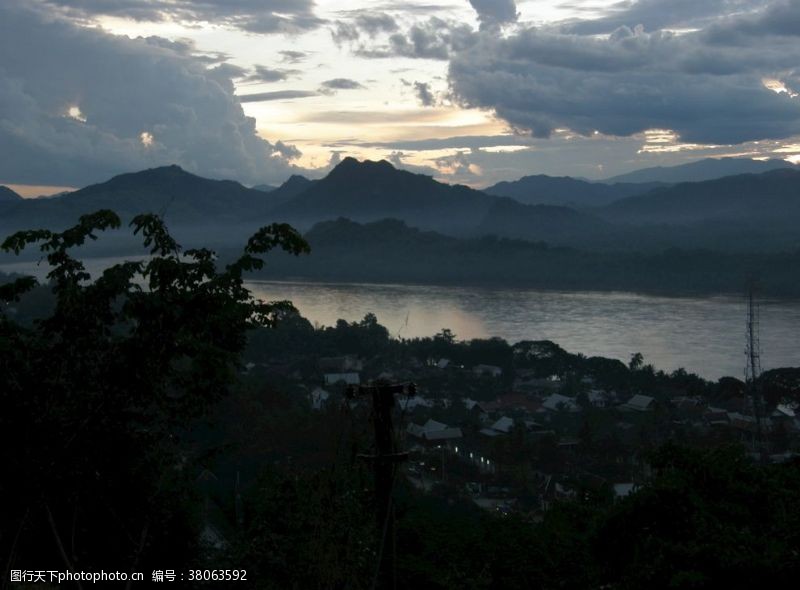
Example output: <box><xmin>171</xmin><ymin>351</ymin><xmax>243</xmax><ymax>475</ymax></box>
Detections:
<box><xmin>248</xmin><ymin>280</ymin><xmax>800</xmax><ymax>380</ymax></box>
<box><xmin>3</xmin><ymin>256</ymin><xmax>798</xmax><ymax>380</ymax></box>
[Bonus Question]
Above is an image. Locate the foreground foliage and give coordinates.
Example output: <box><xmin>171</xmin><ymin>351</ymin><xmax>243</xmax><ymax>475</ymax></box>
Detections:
<box><xmin>0</xmin><ymin>210</ymin><xmax>308</xmax><ymax>574</ymax></box>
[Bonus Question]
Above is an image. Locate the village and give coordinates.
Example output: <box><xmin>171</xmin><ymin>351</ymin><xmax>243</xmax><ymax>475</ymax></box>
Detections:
<box><xmin>240</xmin><ymin>322</ymin><xmax>800</xmax><ymax>520</ymax></box>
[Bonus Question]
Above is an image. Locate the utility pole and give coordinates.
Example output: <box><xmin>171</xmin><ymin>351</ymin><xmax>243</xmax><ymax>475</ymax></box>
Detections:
<box><xmin>346</xmin><ymin>381</ymin><xmax>416</xmax><ymax>589</ymax></box>
<box><xmin>745</xmin><ymin>279</ymin><xmax>766</xmax><ymax>457</ymax></box>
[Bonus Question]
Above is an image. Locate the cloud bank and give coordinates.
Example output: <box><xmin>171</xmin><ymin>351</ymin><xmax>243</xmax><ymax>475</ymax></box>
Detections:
<box><xmin>448</xmin><ymin>1</ymin><xmax>800</xmax><ymax>144</ymax></box>
<box><xmin>0</xmin><ymin>2</ymin><xmax>304</xmax><ymax>186</ymax></box>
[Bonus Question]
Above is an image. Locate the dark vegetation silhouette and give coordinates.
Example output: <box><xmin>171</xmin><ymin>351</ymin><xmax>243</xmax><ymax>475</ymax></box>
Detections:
<box><xmin>0</xmin><ymin>210</ymin><xmax>309</xmax><ymax>577</ymax></box>
<box><xmin>2</xmin><ymin>211</ymin><xmax>800</xmax><ymax>588</ymax></box>
<box><xmin>252</xmin><ymin>218</ymin><xmax>800</xmax><ymax>296</ymax></box>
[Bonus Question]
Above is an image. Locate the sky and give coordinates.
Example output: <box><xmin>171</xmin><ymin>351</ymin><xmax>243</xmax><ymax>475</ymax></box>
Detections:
<box><xmin>1</xmin><ymin>0</ymin><xmax>800</xmax><ymax>196</ymax></box>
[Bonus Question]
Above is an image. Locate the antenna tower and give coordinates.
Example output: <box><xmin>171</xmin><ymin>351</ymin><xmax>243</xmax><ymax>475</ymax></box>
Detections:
<box><xmin>744</xmin><ymin>279</ymin><xmax>765</xmax><ymax>451</ymax></box>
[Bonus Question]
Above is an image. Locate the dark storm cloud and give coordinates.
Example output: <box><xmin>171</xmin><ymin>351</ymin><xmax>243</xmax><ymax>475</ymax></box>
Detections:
<box><xmin>353</xmin><ymin>17</ymin><xmax>478</xmax><ymax>60</ymax></box>
<box><xmin>36</xmin><ymin>0</ymin><xmax>324</xmax><ymax>34</ymax></box>
<box><xmin>564</xmin><ymin>0</ymin><xmax>768</xmax><ymax>34</ymax></box>
<box><xmin>355</xmin><ymin>12</ymin><xmax>399</xmax><ymax>35</ymax></box>
<box><xmin>208</xmin><ymin>63</ymin><xmax>249</xmax><ymax>81</ymax></box>
<box><xmin>703</xmin><ymin>0</ymin><xmax>800</xmax><ymax>40</ymax></box>
<box><xmin>0</xmin><ymin>2</ymin><xmax>305</xmax><ymax>186</ymax></box>
<box><xmin>468</xmin><ymin>0</ymin><xmax>518</xmax><ymax>28</ymax></box>
<box><xmin>279</xmin><ymin>50</ymin><xmax>310</xmax><ymax>64</ymax></box>
<box><xmin>320</xmin><ymin>78</ymin><xmax>366</xmax><ymax>90</ymax></box>
<box><xmin>237</xmin><ymin>90</ymin><xmax>318</xmax><ymax>102</ymax></box>
<box><xmin>245</xmin><ymin>65</ymin><xmax>301</xmax><ymax>83</ymax></box>
<box><xmin>331</xmin><ymin>10</ymin><xmax>398</xmax><ymax>44</ymax></box>
<box><xmin>448</xmin><ymin>2</ymin><xmax>800</xmax><ymax>144</ymax></box>
<box><xmin>413</xmin><ymin>81</ymin><xmax>437</xmax><ymax>106</ymax></box>
<box><xmin>273</xmin><ymin>140</ymin><xmax>302</xmax><ymax>160</ymax></box>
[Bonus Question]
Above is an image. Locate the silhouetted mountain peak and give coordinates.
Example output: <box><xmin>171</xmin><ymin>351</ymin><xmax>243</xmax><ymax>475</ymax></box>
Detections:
<box><xmin>74</xmin><ymin>165</ymin><xmax>250</xmax><ymax>200</ymax></box>
<box><xmin>282</xmin><ymin>174</ymin><xmax>313</xmax><ymax>188</ymax></box>
<box><xmin>0</xmin><ymin>185</ymin><xmax>23</xmax><ymax>202</ymax></box>
<box><xmin>327</xmin><ymin>157</ymin><xmax>399</xmax><ymax>181</ymax></box>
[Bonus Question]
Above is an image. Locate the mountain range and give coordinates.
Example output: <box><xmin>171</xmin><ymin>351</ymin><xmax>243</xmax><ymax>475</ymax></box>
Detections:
<box><xmin>483</xmin><ymin>175</ymin><xmax>665</xmax><ymax>207</ymax></box>
<box><xmin>252</xmin><ymin>217</ymin><xmax>800</xmax><ymax>297</ymax></box>
<box><xmin>601</xmin><ymin>157</ymin><xmax>797</xmax><ymax>184</ymax></box>
<box><xmin>2</xmin><ymin>156</ymin><xmax>799</xmax><ymax>257</ymax></box>
<box><xmin>600</xmin><ymin>169</ymin><xmax>800</xmax><ymax>226</ymax></box>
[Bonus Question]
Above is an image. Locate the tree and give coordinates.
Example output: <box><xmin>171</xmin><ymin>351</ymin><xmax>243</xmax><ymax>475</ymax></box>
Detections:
<box><xmin>0</xmin><ymin>210</ymin><xmax>309</xmax><ymax>573</ymax></box>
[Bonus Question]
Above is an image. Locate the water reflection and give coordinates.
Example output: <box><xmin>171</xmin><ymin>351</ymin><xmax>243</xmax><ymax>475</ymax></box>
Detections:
<box><xmin>3</xmin><ymin>252</ymin><xmax>798</xmax><ymax>381</ymax></box>
<box><xmin>249</xmin><ymin>280</ymin><xmax>800</xmax><ymax>380</ymax></box>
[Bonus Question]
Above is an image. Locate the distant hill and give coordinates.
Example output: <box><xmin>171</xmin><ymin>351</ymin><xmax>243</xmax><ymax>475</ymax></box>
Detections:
<box><xmin>601</xmin><ymin>168</ymin><xmax>800</xmax><ymax>225</ymax></box>
<box><xmin>484</xmin><ymin>175</ymin><xmax>664</xmax><ymax>208</ymax></box>
<box><xmin>252</xmin><ymin>184</ymin><xmax>277</xmax><ymax>193</ymax></box>
<box><xmin>252</xmin><ymin>217</ymin><xmax>800</xmax><ymax>296</ymax></box>
<box><xmin>266</xmin><ymin>175</ymin><xmax>316</xmax><ymax>207</ymax></box>
<box><xmin>476</xmin><ymin>197</ymin><xmax>607</xmax><ymax>242</ymax></box>
<box><xmin>603</xmin><ymin>157</ymin><xmax>796</xmax><ymax>184</ymax></box>
<box><xmin>272</xmin><ymin>157</ymin><xmax>497</xmax><ymax>234</ymax></box>
<box><xmin>0</xmin><ymin>186</ymin><xmax>22</xmax><ymax>202</ymax></box>
<box><xmin>0</xmin><ymin>165</ymin><xmax>277</xmax><ymax>232</ymax></box>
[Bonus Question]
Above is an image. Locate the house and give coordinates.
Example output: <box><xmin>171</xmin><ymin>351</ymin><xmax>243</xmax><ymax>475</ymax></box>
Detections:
<box><xmin>473</xmin><ymin>364</ymin><xmax>503</xmax><ymax>378</ymax></box>
<box><xmin>406</xmin><ymin>419</ymin><xmax>464</xmax><ymax>445</ymax></box>
<box><xmin>319</xmin><ymin>355</ymin><xmax>363</xmax><ymax>372</ymax></box>
<box><xmin>704</xmin><ymin>406</ymin><xmax>730</xmax><ymax>426</ymax></box>
<box><xmin>523</xmin><ymin>419</ymin><xmax>547</xmax><ymax>431</ymax></box>
<box><xmin>491</xmin><ymin>416</ymin><xmax>514</xmax><ymax>433</ymax></box>
<box><xmin>542</xmin><ymin>393</ymin><xmax>580</xmax><ymax>413</ymax></box>
<box><xmin>407</xmin><ymin>419</ymin><xmax>448</xmax><ymax>438</ymax></box>
<box><xmin>464</xmin><ymin>398</ymin><xmax>491</xmax><ymax>422</ymax></box>
<box><xmin>480</xmin><ymin>415</ymin><xmax>514</xmax><ymax>437</ymax></box>
<box><xmin>481</xmin><ymin>393</ymin><xmax>541</xmax><ymax>415</ymax></box>
<box><xmin>407</xmin><ymin>419</ymin><xmax>463</xmax><ymax>444</ymax></box>
<box><xmin>513</xmin><ymin>374</ymin><xmax>562</xmax><ymax>393</ymax></box>
<box><xmin>622</xmin><ymin>394</ymin><xmax>655</xmax><ymax>412</ymax></box>
<box><xmin>309</xmin><ymin>387</ymin><xmax>330</xmax><ymax>411</ymax></box>
<box><xmin>323</xmin><ymin>372</ymin><xmax>360</xmax><ymax>386</ymax></box>
<box><xmin>771</xmin><ymin>404</ymin><xmax>800</xmax><ymax>433</ymax></box>
<box><xmin>772</xmin><ymin>404</ymin><xmax>796</xmax><ymax>419</ymax></box>
<box><xmin>613</xmin><ymin>483</ymin><xmax>636</xmax><ymax>500</ymax></box>
<box><xmin>463</xmin><ymin>398</ymin><xmax>482</xmax><ymax>411</ymax></box>
<box><xmin>558</xmin><ymin>438</ymin><xmax>580</xmax><ymax>451</ymax></box>
<box><xmin>586</xmin><ymin>389</ymin><xmax>611</xmax><ymax>408</ymax></box>
<box><xmin>398</xmin><ymin>396</ymin><xmax>435</xmax><ymax>411</ymax></box>
<box><xmin>727</xmin><ymin>412</ymin><xmax>760</xmax><ymax>434</ymax></box>
<box><xmin>423</xmin><ymin>428</ymin><xmax>463</xmax><ymax>443</ymax></box>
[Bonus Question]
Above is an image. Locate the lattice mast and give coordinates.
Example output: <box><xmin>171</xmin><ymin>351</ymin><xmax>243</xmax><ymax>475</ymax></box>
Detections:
<box><xmin>745</xmin><ymin>280</ymin><xmax>765</xmax><ymax>449</ymax></box>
